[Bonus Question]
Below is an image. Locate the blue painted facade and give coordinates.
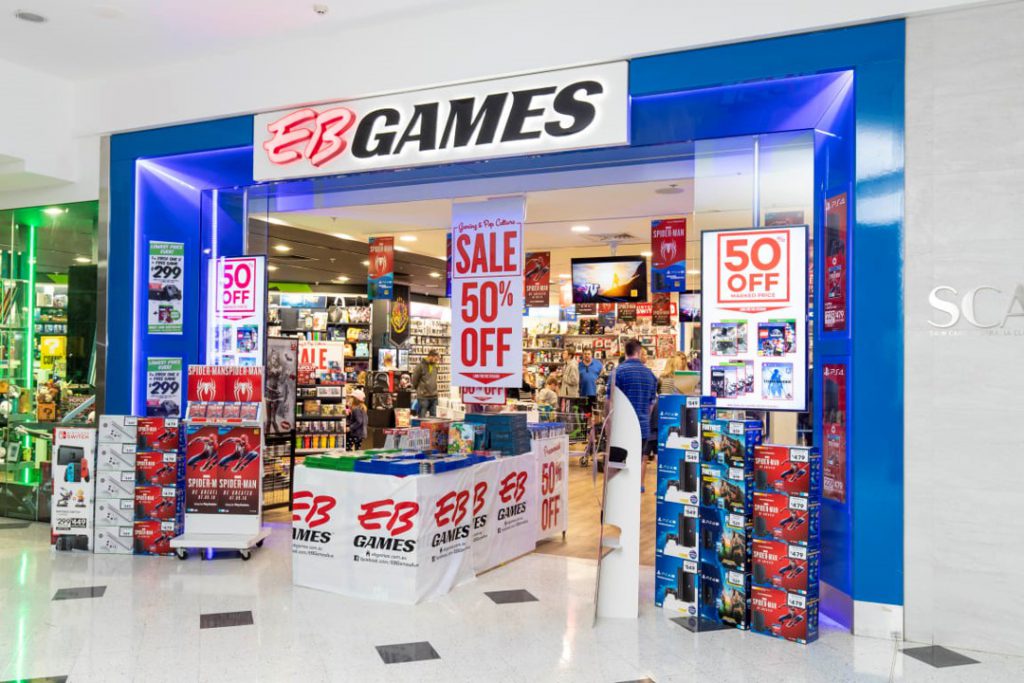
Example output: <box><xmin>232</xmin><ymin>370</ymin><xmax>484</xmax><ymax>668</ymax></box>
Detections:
<box><xmin>107</xmin><ymin>21</ymin><xmax>904</xmax><ymax>618</ymax></box>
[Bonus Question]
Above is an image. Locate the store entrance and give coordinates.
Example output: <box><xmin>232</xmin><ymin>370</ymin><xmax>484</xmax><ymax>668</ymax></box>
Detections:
<box><xmin>245</xmin><ymin>131</ymin><xmax>815</xmax><ymax>565</ymax></box>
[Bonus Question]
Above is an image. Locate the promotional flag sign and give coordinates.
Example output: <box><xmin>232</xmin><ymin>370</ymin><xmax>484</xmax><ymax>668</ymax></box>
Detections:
<box><xmin>651</xmin><ymin>218</ymin><xmax>687</xmax><ymax>292</ymax></box>
<box><xmin>524</xmin><ymin>252</ymin><xmax>551</xmax><ymax>308</ymax></box>
<box><xmin>368</xmin><ymin>236</ymin><xmax>394</xmax><ymax>301</ymax></box>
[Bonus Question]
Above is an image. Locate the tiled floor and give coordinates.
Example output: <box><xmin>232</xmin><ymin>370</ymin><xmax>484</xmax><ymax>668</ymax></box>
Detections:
<box><xmin>1</xmin><ymin>521</ymin><xmax>1021</xmax><ymax>682</ymax></box>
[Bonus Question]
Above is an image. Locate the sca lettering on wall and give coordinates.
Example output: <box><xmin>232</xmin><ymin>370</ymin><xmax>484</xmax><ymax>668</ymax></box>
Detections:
<box><xmin>928</xmin><ymin>284</ymin><xmax>1024</xmax><ymax>336</ymax></box>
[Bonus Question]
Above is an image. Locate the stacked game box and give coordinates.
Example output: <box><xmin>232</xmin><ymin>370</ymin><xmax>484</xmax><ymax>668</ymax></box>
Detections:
<box><xmin>94</xmin><ymin>416</ymin><xmax>139</xmax><ymax>555</ymax></box>
<box><xmin>654</xmin><ymin>395</ymin><xmax>715</xmax><ymax>617</ymax></box>
<box><xmin>464</xmin><ymin>413</ymin><xmax>532</xmax><ymax>456</ymax></box>
<box><xmin>751</xmin><ymin>444</ymin><xmax>822</xmax><ymax>644</ymax></box>
<box><xmin>133</xmin><ymin>417</ymin><xmax>184</xmax><ymax>556</ymax></box>
<box><xmin>698</xmin><ymin>418</ymin><xmax>762</xmax><ymax>629</ymax></box>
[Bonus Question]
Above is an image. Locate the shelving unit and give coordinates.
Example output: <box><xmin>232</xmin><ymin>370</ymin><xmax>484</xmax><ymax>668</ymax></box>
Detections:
<box><xmin>409</xmin><ymin>319</ymin><xmax>451</xmax><ymax>398</ymax></box>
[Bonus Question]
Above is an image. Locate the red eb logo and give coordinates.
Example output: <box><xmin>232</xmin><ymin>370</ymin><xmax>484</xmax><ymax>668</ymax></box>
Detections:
<box><xmin>499</xmin><ymin>471</ymin><xmax>528</xmax><ymax>504</ymax></box>
<box><xmin>434</xmin><ymin>490</ymin><xmax>470</xmax><ymax>528</ymax></box>
<box><xmin>292</xmin><ymin>491</ymin><xmax>336</xmax><ymax>528</ymax></box>
<box><xmin>357</xmin><ymin>499</ymin><xmax>419</xmax><ymax>536</ymax></box>
<box><xmin>264</xmin><ymin>107</ymin><xmax>357</xmax><ymax>168</ymax></box>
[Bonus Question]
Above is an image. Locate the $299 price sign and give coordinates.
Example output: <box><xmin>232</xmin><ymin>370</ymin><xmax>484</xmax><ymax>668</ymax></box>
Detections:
<box><xmin>450</xmin><ymin>197</ymin><xmax>525</xmax><ymax>389</ymax></box>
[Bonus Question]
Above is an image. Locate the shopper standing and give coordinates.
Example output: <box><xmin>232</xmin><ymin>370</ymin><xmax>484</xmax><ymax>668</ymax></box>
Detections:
<box><xmin>658</xmin><ymin>353</ymin><xmax>689</xmax><ymax>394</ymax></box>
<box><xmin>578</xmin><ymin>348</ymin><xmax>603</xmax><ymax>403</ymax></box>
<box><xmin>536</xmin><ymin>376</ymin><xmax>560</xmax><ymax>410</ymax></box>
<box><xmin>607</xmin><ymin>339</ymin><xmax>658</xmax><ymax>490</ymax></box>
<box><xmin>559</xmin><ymin>345</ymin><xmax>579</xmax><ymax>397</ymax></box>
<box><xmin>346</xmin><ymin>389</ymin><xmax>367</xmax><ymax>450</ymax></box>
<box><xmin>412</xmin><ymin>349</ymin><xmax>440</xmax><ymax>417</ymax></box>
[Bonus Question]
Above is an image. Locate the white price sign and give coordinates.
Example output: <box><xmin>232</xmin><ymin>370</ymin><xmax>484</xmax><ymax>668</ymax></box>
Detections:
<box><xmin>451</xmin><ymin>197</ymin><xmax>525</xmax><ymax>389</ymax></box>
<box><xmin>206</xmin><ymin>255</ymin><xmax>266</xmax><ymax>367</ymax></box>
<box><xmin>701</xmin><ymin>226</ymin><xmax>808</xmax><ymax>411</ymax></box>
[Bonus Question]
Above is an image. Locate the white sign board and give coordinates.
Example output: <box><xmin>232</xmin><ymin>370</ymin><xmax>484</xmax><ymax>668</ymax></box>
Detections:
<box><xmin>534</xmin><ymin>435</ymin><xmax>570</xmax><ymax>540</ymax></box>
<box><xmin>701</xmin><ymin>226</ymin><xmax>808</xmax><ymax>411</ymax></box>
<box><xmin>206</xmin><ymin>256</ymin><xmax>266</xmax><ymax>367</ymax></box>
<box><xmin>451</xmin><ymin>197</ymin><xmax>525</xmax><ymax>389</ymax></box>
<box><xmin>253</xmin><ymin>62</ymin><xmax>628</xmax><ymax>181</ymax></box>
<box><xmin>147</xmin><ymin>240</ymin><xmax>184</xmax><ymax>334</ymax></box>
<box><xmin>461</xmin><ymin>387</ymin><xmax>506</xmax><ymax>405</ymax></box>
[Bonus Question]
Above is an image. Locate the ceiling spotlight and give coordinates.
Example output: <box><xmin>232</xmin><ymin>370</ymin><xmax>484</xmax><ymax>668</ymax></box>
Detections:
<box><xmin>43</xmin><ymin>207</ymin><xmax>64</xmax><ymax>216</ymax></box>
<box><xmin>273</xmin><ymin>244</ymin><xmax>291</xmax><ymax>253</ymax></box>
<box><xmin>361</xmin><ymin>260</ymin><xmax>370</xmax><ymax>267</ymax></box>
<box><xmin>267</xmin><ymin>265</ymin><xmax>279</xmax><ymax>272</ymax></box>
<box><xmin>74</xmin><ymin>256</ymin><xmax>91</xmax><ymax>264</ymax></box>
<box><xmin>399</xmin><ymin>235</ymin><xmax>418</xmax><ymax>242</ymax></box>
<box><xmin>313</xmin><ymin>3</ymin><xmax>329</xmax><ymax>15</ymax></box>
<box><xmin>570</xmin><ymin>225</ymin><xmax>590</xmax><ymax>233</ymax></box>
<box><xmin>335</xmin><ymin>275</ymin><xmax>350</xmax><ymax>282</ymax></box>
<box><xmin>15</xmin><ymin>10</ymin><xmax>47</xmax><ymax>23</ymax></box>
<box><xmin>429</xmin><ymin>272</ymin><xmax>441</xmax><ymax>278</ymax></box>
<box><xmin>333</xmin><ymin>233</ymin><xmax>354</xmax><ymax>240</ymax></box>
<box><xmin>641</xmin><ymin>251</ymin><xmax>653</xmax><ymax>257</ymax></box>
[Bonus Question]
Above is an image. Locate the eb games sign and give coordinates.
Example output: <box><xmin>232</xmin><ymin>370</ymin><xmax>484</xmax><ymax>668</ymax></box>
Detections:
<box><xmin>253</xmin><ymin>63</ymin><xmax>628</xmax><ymax>181</ymax></box>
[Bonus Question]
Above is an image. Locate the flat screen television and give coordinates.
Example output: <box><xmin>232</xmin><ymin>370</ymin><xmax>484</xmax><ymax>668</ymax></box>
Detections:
<box><xmin>571</xmin><ymin>256</ymin><xmax>647</xmax><ymax>304</ymax></box>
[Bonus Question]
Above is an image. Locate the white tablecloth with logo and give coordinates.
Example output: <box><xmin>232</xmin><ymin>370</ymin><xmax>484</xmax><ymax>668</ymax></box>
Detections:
<box><xmin>291</xmin><ymin>443</ymin><xmax>568</xmax><ymax>604</ymax></box>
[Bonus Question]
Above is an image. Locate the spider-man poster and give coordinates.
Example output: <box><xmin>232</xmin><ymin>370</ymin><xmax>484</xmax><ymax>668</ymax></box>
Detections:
<box><xmin>651</xmin><ymin>218</ymin><xmax>687</xmax><ymax>292</ymax></box>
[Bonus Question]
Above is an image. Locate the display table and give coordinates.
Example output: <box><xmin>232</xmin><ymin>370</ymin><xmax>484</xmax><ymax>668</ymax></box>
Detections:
<box><xmin>291</xmin><ymin>438</ymin><xmax>569</xmax><ymax>603</ymax></box>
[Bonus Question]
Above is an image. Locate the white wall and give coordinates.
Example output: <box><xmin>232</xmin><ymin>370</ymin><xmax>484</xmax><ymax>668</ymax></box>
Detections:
<box><xmin>905</xmin><ymin>1</ymin><xmax>1024</xmax><ymax>657</ymax></box>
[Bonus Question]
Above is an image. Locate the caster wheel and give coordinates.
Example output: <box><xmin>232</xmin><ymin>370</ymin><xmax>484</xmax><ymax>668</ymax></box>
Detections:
<box><xmin>175</xmin><ymin>548</ymin><xmax>189</xmax><ymax>561</ymax></box>
<box><xmin>239</xmin><ymin>549</ymin><xmax>252</xmax><ymax>561</ymax></box>
<box><xmin>256</xmin><ymin>539</ymin><xmax>264</xmax><ymax>548</ymax></box>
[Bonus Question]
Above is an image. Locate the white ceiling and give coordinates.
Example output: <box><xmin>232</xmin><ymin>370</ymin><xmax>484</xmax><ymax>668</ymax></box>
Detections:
<box><xmin>0</xmin><ymin>0</ymin><xmax>452</xmax><ymax>79</ymax></box>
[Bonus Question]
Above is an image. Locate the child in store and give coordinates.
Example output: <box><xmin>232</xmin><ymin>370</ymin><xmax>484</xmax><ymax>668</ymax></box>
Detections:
<box><xmin>346</xmin><ymin>389</ymin><xmax>367</xmax><ymax>450</ymax></box>
<box><xmin>536</xmin><ymin>375</ymin><xmax>559</xmax><ymax>410</ymax></box>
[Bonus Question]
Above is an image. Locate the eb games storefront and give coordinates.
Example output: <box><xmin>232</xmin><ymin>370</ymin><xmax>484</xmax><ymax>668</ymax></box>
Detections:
<box><xmin>104</xmin><ymin>22</ymin><xmax>904</xmax><ymax>636</ymax></box>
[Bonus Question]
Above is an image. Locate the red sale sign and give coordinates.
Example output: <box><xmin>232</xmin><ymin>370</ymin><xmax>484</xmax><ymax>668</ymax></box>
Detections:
<box><xmin>217</xmin><ymin>257</ymin><xmax>259</xmax><ymax>320</ymax></box>
<box><xmin>716</xmin><ymin>229</ymin><xmax>792</xmax><ymax>314</ymax></box>
<box><xmin>461</xmin><ymin>387</ymin><xmax>506</xmax><ymax>405</ymax></box>
<box><xmin>451</xmin><ymin>197</ymin><xmax>525</xmax><ymax>388</ymax></box>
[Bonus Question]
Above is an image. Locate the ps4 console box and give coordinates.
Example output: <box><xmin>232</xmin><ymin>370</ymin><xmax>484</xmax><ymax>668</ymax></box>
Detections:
<box><xmin>699</xmin><ymin>462</ymin><xmax>753</xmax><ymax>516</ymax></box>
<box><xmin>656</xmin><ymin>554</ymin><xmax>699</xmax><ymax>618</ymax></box>
<box><xmin>751</xmin><ymin>585</ymin><xmax>819</xmax><ymax>644</ymax></box>
<box><xmin>699</xmin><ymin>561</ymin><xmax>750</xmax><ymax>629</ymax></box>
<box><xmin>752</xmin><ymin>491</ymin><xmax>820</xmax><ymax>547</ymax></box>
<box><xmin>656</xmin><ymin>501</ymin><xmax>699</xmax><ymax>562</ymax></box>
<box><xmin>657</xmin><ymin>448</ymin><xmax>700</xmax><ymax>506</ymax></box>
<box><xmin>754</xmin><ymin>445</ymin><xmax>821</xmax><ymax>497</ymax></box>
<box><xmin>751</xmin><ymin>538</ymin><xmax>820</xmax><ymax>596</ymax></box>
<box><xmin>700</xmin><ymin>419</ymin><xmax>762</xmax><ymax>468</ymax></box>
<box><xmin>699</xmin><ymin>506</ymin><xmax>751</xmax><ymax>573</ymax></box>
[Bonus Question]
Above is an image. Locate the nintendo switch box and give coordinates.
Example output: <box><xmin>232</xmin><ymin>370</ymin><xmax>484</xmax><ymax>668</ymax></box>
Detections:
<box><xmin>135</xmin><ymin>451</ymin><xmax>183</xmax><ymax>487</ymax></box>
<box><xmin>699</xmin><ymin>506</ymin><xmax>751</xmax><ymax>572</ymax></box>
<box><xmin>754</xmin><ymin>445</ymin><xmax>821</xmax><ymax>497</ymax></box>
<box><xmin>752</xmin><ymin>491</ymin><xmax>820</xmax><ymax>547</ymax></box>
<box><xmin>699</xmin><ymin>561</ymin><xmax>750</xmax><ymax>630</ymax></box>
<box><xmin>699</xmin><ymin>462</ymin><xmax>753</xmax><ymax>516</ymax></box>
<box><xmin>752</xmin><ymin>538</ymin><xmax>820</xmax><ymax>596</ymax></box>
<box><xmin>657</xmin><ymin>447</ymin><xmax>700</xmax><ymax>506</ymax></box>
<box><xmin>137</xmin><ymin>417</ymin><xmax>180</xmax><ymax>452</ymax></box>
<box><xmin>751</xmin><ymin>585</ymin><xmax>819</xmax><ymax>644</ymax></box>
<box><xmin>656</xmin><ymin>501</ymin><xmax>699</xmax><ymax>561</ymax></box>
<box><xmin>700</xmin><ymin>419</ymin><xmax>762</xmax><ymax>468</ymax></box>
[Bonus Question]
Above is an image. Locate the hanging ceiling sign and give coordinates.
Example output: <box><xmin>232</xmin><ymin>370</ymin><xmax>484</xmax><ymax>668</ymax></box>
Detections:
<box><xmin>253</xmin><ymin>63</ymin><xmax>629</xmax><ymax>181</ymax></box>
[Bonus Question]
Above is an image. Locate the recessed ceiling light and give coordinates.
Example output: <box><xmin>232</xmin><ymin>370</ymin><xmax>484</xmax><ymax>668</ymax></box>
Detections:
<box><xmin>558</xmin><ymin>273</ymin><xmax>571</xmax><ymax>279</ymax></box>
<box><xmin>43</xmin><ymin>207</ymin><xmax>64</xmax><ymax>216</ymax></box>
<box><xmin>399</xmin><ymin>235</ymin><xmax>418</xmax><ymax>242</ymax></box>
<box><xmin>361</xmin><ymin>260</ymin><xmax>370</xmax><ymax>267</ymax></box>
<box><xmin>570</xmin><ymin>225</ymin><xmax>590</xmax><ymax>233</ymax></box>
<box><xmin>335</xmin><ymin>275</ymin><xmax>350</xmax><ymax>282</ymax></box>
<box><xmin>394</xmin><ymin>245</ymin><xmax>410</xmax><ymax>252</ymax></box>
<box><xmin>429</xmin><ymin>272</ymin><xmax>441</xmax><ymax>278</ymax></box>
<box><xmin>334</xmin><ymin>233</ymin><xmax>354</xmax><ymax>240</ymax></box>
<box><xmin>267</xmin><ymin>265</ymin><xmax>278</xmax><ymax>272</ymax></box>
<box><xmin>273</xmin><ymin>244</ymin><xmax>291</xmax><ymax>253</ymax></box>
<box><xmin>74</xmin><ymin>256</ymin><xmax>91</xmax><ymax>264</ymax></box>
<box><xmin>641</xmin><ymin>251</ymin><xmax>653</xmax><ymax>257</ymax></box>
<box><xmin>15</xmin><ymin>10</ymin><xmax>47</xmax><ymax>23</ymax></box>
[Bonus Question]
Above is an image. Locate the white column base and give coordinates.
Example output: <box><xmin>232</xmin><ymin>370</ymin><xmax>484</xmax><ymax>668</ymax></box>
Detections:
<box><xmin>854</xmin><ymin>600</ymin><xmax>904</xmax><ymax>640</ymax></box>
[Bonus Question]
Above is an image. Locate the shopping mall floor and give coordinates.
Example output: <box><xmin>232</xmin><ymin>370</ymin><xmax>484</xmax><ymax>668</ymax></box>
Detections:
<box><xmin>2</xmin><ymin>522</ymin><xmax>1020</xmax><ymax>683</ymax></box>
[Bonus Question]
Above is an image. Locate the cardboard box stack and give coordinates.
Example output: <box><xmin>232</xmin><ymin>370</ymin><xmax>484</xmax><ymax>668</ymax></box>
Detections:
<box><xmin>698</xmin><ymin>418</ymin><xmax>762</xmax><ymax>630</ymax></box>
<box><xmin>751</xmin><ymin>444</ymin><xmax>822</xmax><ymax>644</ymax></box>
<box><xmin>133</xmin><ymin>417</ymin><xmax>184</xmax><ymax>556</ymax></box>
<box><xmin>94</xmin><ymin>416</ymin><xmax>138</xmax><ymax>554</ymax></box>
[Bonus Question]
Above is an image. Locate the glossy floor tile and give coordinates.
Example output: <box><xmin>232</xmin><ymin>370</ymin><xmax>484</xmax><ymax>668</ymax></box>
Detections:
<box><xmin>1</xmin><ymin>520</ymin><xmax>1021</xmax><ymax>682</ymax></box>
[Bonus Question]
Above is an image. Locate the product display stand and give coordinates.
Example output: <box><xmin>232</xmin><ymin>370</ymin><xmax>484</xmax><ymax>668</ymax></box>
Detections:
<box><xmin>594</xmin><ymin>385</ymin><xmax>641</xmax><ymax>621</ymax></box>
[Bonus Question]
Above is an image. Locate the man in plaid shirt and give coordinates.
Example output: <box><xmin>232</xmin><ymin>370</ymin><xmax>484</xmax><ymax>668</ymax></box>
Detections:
<box><xmin>607</xmin><ymin>339</ymin><xmax>658</xmax><ymax>488</ymax></box>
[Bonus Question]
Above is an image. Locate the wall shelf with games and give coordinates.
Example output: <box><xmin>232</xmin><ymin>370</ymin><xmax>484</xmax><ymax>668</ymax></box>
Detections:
<box><xmin>409</xmin><ymin>319</ymin><xmax>451</xmax><ymax>399</ymax></box>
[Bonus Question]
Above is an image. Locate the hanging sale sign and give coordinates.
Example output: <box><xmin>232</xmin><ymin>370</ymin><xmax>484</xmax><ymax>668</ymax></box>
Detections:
<box><xmin>824</xmin><ymin>192</ymin><xmax>848</xmax><ymax>333</ymax></box>
<box><xmin>651</xmin><ymin>218</ymin><xmax>687</xmax><ymax>292</ymax></box>
<box><xmin>206</xmin><ymin>255</ymin><xmax>266</xmax><ymax>367</ymax></box>
<box><xmin>390</xmin><ymin>284</ymin><xmax>411</xmax><ymax>346</ymax></box>
<box><xmin>368</xmin><ymin>236</ymin><xmax>394</xmax><ymax>300</ymax></box>
<box><xmin>701</xmin><ymin>226</ymin><xmax>808</xmax><ymax>411</ymax></box>
<box><xmin>461</xmin><ymin>387</ymin><xmax>506</xmax><ymax>405</ymax></box>
<box><xmin>524</xmin><ymin>252</ymin><xmax>551</xmax><ymax>308</ymax></box>
<box><xmin>297</xmin><ymin>340</ymin><xmax>345</xmax><ymax>386</ymax></box>
<box><xmin>450</xmin><ymin>197</ymin><xmax>525</xmax><ymax>388</ymax></box>
<box><xmin>146</xmin><ymin>357</ymin><xmax>183</xmax><ymax>417</ymax></box>
<box><xmin>822</xmin><ymin>363</ymin><xmax>847</xmax><ymax>503</ymax></box>
<box><xmin>147</xmin><ymin>241</ymin><xmax>184</xmax><ymax>334</ymax></box>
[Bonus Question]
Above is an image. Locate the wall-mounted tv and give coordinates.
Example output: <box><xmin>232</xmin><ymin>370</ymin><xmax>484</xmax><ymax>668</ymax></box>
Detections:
<box><xmin>571</xmin><ymin>256</ymin><xmax>648</xmax><ymax>304</ymax></box>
